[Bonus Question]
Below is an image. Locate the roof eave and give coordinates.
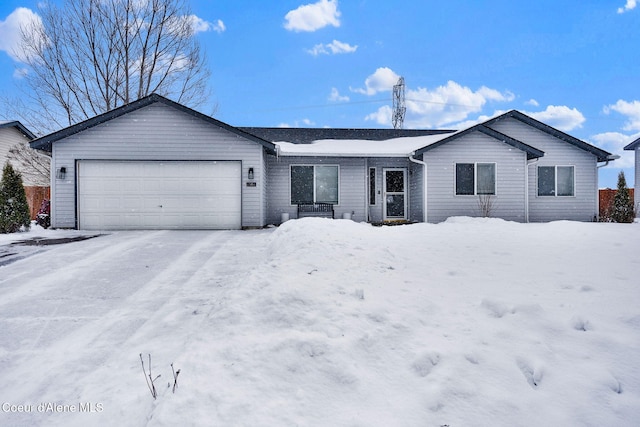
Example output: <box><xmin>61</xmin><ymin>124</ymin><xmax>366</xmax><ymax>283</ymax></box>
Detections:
<box><xmin>623</xmin><ymin>137</ymin><xmax>640</xmax><ymax>151</ymax></box>
<box><xmin>1</xmin><ymin>120</ymin><xmax>36</xmax><ymax>140</ymax></box>
<box><xmin>414</xmin><ymin>124</ymin><xmax>544</xmax><ymax>159</ymax></box>
<box><xmin>487</xmin><ymin>110</ymin><xmax>612</xmax><ymax>161</ymax></box>
<box><xmin>28</xmin><ymin>94</ymin><xmax>277</xmax><ymax>155</ymax></box>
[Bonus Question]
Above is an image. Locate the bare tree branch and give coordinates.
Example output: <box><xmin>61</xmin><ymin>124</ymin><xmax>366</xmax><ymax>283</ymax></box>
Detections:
<box><xmin>15</xmin><ymin>0</ymin><xmax>211</xmax><ymax>133</ymax></box>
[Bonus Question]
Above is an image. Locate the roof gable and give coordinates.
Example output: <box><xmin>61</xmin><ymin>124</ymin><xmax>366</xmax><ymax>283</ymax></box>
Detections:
<box><xmin>484</xmin><ymin>110</ymin><xmax>613</xmax><ymax>162</ymax></box>
<box><xmin>0</xmin><ymin>121</ymin><xmax>36</xmax><ymax>140</ymax></box>
<box><xmin>624</xmin><ymin>137</ymin><xmax>640</xmax><ymax>151</ymax></box>
<box><xmin>29</xmin><ymin>94</ymin><xmax>276</xmax><ymax>154</ymax></box>
<box><xmin>414</xmin><ymin>124</ymin><xmax>545</xmax><ymax>160</ymax></box>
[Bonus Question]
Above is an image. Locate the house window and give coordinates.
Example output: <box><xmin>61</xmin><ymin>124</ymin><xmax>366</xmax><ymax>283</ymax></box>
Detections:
<box><xmin>369</xmin><ymin>167</ymin><xmax>376</xmax><ymax>205</ymax></box>
<box><xmin>455</xmin><ymin>163</ymin><xmax>496</xmax><ymax>195</ymax></box>
<box><xmin>537</xmin><ymin>166</ymin><xmax>574</xmax><ymax>196</ymax></box>
<box><xmin>291</xmin><ymin>165</ymin><xmax>339</xmax><ymax>204</ymax></box>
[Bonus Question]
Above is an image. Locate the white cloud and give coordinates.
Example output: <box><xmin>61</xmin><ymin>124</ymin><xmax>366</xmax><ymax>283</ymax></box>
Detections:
<box><xmin>306</xmin><ymin>40</ymin><xmax>357</xmax><ymax>56</ymax></box>
<box><xmin>351</xmin><ymin>67</ymin><xmax>400</xmax><ymax>96</ymax></box>
<box><xmin>13</xmin><ymin>67</ymin><xmax>28</xmax><ymax>79</ymax></box>
<box><xmin>363</xmin><ymin>79</ymin><xmax>515</xmax><ymax>128</ymax></box>
<box><xmin>617</xmin><ymin>0</ymin><xmax>637</xmax><ymax>13</ymax></box>
<box><xmin>0</xmin><ymin>7</ymin><xmax>42</xmax><ymax>62</ymax></box>
<box><xmin>328</xmin><ymin>87</ymin><xmax>349</xmax><ymax>102</ymax></box>
<box><xmin>278</xmin><ymin>118</ymin><xmax>316</xmax><ymax>128</ymax></box>
<box><xmin>590</xmin><ymin>132</ymin><xmax>638</xmax><ymax>168</ymax></box>
<box><xmin>405</xmin><ymin>81</ymin><xmax>513</xmax><ymax>127</ymax></box>
<box><xmin>525</xmin><ymin>99</ymin><xmax>539</xmax><ymax>107</ymax></box>
<box><xmin>212</xmin><ymin>19</ymin><xmax>226</xmax><ymax>34</ymax></box>
<box><xmin>365</xmin><ymin>105</ymin><xmax>393</xmax><ymax>126</ymax></box>
<box><xmin>526</xmin><ymin>105</ymin><xmax>586</xmax><ymax>132</ymax></box>
<box><xmin>284</xmin><ymin>0</ymin><xmax>340</xmax><ymax>32</ymax></box>
<box><xmin>183</xmin><ymin>15</ymin><xmax>216</xmax><ymax>34</ymax></box>
<box><xmin>603</xmin><ymin>99</ymin><xmax>640</xmax><ymax>131</ymax></box>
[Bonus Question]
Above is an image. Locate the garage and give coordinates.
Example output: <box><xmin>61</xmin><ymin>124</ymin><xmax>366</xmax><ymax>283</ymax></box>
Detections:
<box><xmin>78</xmin><ymin>160</ymin><xmax>242</xmax><ymax>230</ymax></box>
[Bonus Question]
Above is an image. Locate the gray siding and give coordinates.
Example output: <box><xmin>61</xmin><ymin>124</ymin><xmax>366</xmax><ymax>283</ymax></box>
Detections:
<box><xmin>636</xmin><ymin>148</ymin><xmax>640</xmax><ymax>217</ymax></box>
<box><xmin>365</xmin><ymin>158</ymin><xmax>414</xmax><ymax>223</ymax></box>
<box><xmin>488</xmin><ymin>118</ymin><xmax>598</xmax><ymax>222</ymax></box>
<box><xmin>0</xmin><ymin>127</ymin><xmax>48</xmax><ymax>187</ymax></box>
<box><xmin>423</xmin><ymin>131</ymin><xmax>528</xmax><ymax>223</ymax></box>
<box><xmin>51</xmin><ymin>103</ymin><xmax>266</xmax><ymax>229</ymax></box>
<box><xmin>409</xmin><ymin>160</ymin><xmax>425</xmax><ymax>222</ymax></box>
<box><xmin>266</xmin><ymin>156</ymin><xmax>368</xmax><ymax>224</ymax></box>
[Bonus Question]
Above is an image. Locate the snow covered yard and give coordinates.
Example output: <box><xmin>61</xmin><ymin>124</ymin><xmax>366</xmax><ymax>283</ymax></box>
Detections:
<box><xmin>0</xmin><ymin>218</ymin><xmax>639</xmax><ymax>426</ymax></box>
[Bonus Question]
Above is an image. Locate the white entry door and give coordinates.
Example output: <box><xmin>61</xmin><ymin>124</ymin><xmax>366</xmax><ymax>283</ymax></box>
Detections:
<box><xmin>383</xmin><ymin>168</ymin><xmax>407</xmax><ymax>220</ymax></box>
<box><xmin>78</xmin><ymin>160</ymin><xmax>241</xmax><ymax>230</ymax></box>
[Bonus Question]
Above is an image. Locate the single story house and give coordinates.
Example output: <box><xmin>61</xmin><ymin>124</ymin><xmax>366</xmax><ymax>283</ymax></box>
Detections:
<box><xmin>29</xmin><ymin>94</ymin><xmax>615</xmax><ymax>230</ymax></box>
<box><xmin>1</xmin><ymin>120</ymin><xmax>37</xmax><ymax>184</ymax></box>
<box><xmin>624</xmin><ymin>137</ymin><xmax>640</xmax><ymax>216</ymax></box>
<box><xmin>1</xmin><ymin>120</ymin><xmax>51</xmax><ymax>218</ymax></box>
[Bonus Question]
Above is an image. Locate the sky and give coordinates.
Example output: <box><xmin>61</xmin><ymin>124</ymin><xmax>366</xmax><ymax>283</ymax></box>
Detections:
<box><xmin>0</xmin><ymin>0</ymin><xmax>639</xmax><ymax>188</ymax></box>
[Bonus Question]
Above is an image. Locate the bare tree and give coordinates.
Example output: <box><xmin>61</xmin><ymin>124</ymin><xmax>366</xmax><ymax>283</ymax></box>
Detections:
<box><xmin>16</xmin><ymin>0</ymin><xmax>211</xmax><ymax>132</ymax></box>
<box><xmin>7</xmin><ymin>142</ymin><xmax>51</xmax><ymax>186</ymax></box>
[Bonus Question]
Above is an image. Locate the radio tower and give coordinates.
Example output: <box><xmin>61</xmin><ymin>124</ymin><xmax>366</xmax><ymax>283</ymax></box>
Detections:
<box><xmin>392</xmin><ymin>77</ymin><xmax>406</xmax><ymax>130</ymax></box>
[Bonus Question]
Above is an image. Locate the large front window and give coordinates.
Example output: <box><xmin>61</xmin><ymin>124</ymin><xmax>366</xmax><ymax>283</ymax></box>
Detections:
<box><xmin>538</xmin><ymin>166</ymin><xmax>574</xmax><ymax>196</ymax></box>
<box><xmin>455</xmin><ymin>163</ymin><xmax>496</xmax><ymax>195</ymax></box>
<box><xmin>291</xmin><ymin>165</ymin><xmax>339</xmax><ymax>204</ymax></box>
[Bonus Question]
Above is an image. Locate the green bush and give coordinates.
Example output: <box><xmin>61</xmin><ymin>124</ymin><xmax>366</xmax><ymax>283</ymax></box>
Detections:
<box><xmin>0</xmin><ymin>162</ymin><xmax>31</xmax><ymax>233</ymax></box>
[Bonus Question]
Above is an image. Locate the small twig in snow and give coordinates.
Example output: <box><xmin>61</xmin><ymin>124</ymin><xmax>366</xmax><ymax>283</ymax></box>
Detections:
<box><xmin>171</xmin><ymin>363</ymin><xmax>181</xmax><ymax>393</ymax></box>
<box><xmin>140</xmin><ymin>353</ymin><xmax>160</xmax><ymax>399</ymax></box>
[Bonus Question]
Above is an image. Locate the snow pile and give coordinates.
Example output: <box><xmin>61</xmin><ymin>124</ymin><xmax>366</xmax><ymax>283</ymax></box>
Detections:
<box><xmin>0</xmin><ymin>219</ymin><xmax>638</xmax><ymax>426</ymax></box>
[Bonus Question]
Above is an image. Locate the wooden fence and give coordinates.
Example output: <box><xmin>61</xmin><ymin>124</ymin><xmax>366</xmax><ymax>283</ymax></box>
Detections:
<box><xmin>25</xmin><ymin>186</ymin><xmax>50</xmax><ymax>220</ymax></box>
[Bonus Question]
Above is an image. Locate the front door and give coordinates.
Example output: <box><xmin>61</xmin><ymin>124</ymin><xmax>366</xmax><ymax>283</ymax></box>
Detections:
<box><xmin>383</xmin><ymin>168</ymin><xmax>407</xmax><ymax>220</ymax></box>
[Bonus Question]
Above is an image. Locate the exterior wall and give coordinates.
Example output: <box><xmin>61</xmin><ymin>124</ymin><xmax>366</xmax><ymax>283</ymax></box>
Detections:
<box><xmin>409</xmin><ymin>160</ymin><xmax>424</xmax><ymax>222</ymax></box>
<box><xmin>423</xmin><ymin>132</ymin><xmax>528</xmax><ymax>223</ymax></box>
<box><xmin>488</xmin><ymin>118</ymin><xmax>599</xmax><ymax>222</ymax></box>
<box><xmin>51</xmin><ymin>103</ymin><xmax>266</xmax><ymax>229</ymax></box>
<box><xmin>0</xmin><ymin>127</ymin><xmax>48</xmax><ymax>187</ymax></box>
<box><xmin>365</xmin><ymin>158</ymin><xmax>415</xmax><ymax>223</ymax></box>
<box><xmin>266</xmin><ymin>156</ymin><xmax>368</xmax><ymax>224</ymax></box>
<box><xmin>635</xmin><ymin>148</ymin><xmax>640</xmax><ymax>217</ymax></box>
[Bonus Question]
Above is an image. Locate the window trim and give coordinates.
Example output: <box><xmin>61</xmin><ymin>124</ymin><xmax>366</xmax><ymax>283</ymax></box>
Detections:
<box><xmin>454</xmin><ymin>162</ymin><xmax>497</xmax><ymax>196</ymax></box>
<box><xmin>537</xmin><ymin>165</ymin><xmax>575</xmax><ymax>197</ymax></box>
<box><xmin>289</xmin><ymin>164</ymin><xmax>340</xmax><ymax>205</ymax></box>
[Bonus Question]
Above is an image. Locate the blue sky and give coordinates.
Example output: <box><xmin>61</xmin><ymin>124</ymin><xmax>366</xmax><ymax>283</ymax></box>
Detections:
<box><xmin>1</xmin><ymin>0</ymin><xmax>639</xmax><ymax>188</ymax></box>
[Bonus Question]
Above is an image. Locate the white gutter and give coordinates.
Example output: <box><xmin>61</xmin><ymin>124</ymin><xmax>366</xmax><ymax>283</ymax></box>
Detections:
<box><xmin>409</xmin><ymin>154</ymin><xmax>427</xmax><ymax>223</ymax></box>
<box><xmin>597</xmin><ymin>154</ymin><xmax>620</xmax><ymax>169</ymax></box>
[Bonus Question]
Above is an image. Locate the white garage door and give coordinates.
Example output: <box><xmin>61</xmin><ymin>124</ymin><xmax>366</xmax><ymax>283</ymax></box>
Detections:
<box><xmin>78</xmin><ymin>160</ymin><xmax>242</xmax><ymax>230</ymax></box>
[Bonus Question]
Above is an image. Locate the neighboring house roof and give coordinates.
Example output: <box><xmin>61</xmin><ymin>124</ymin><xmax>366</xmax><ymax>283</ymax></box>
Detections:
<box><xmin>623</xmin><ymin>137</ymin><xmax>640</xmax><ymax>150</ymax></box>
<box><xmin>29</xmin><ymin>94</ymin><xmax>277</xmax><ymax>154</ymax></box>
<box><xmin>414</xmin><ymin>124</ymin><xmax>545</xmax><ymax>160</ymax></box>
<box><xmin>0</xmin><ymin>120</ymin><xmax>36</xmax><ymax>140</ymax></box>
<box><xmin>484</xmin><ymin>110</ymin><xmax>614</xmax><ymax>162</ymax></box>
<box><xmin>240</xmin><ymin>127</ymin><xmax>454</xmax><ymax>144</ymax></box>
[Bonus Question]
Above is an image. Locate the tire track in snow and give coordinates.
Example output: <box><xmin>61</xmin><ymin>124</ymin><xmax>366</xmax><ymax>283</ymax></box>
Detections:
<box><xmin>0</xmin><ymin>230</ymin><xmax>272</xmax><ymax>423</ymax></box>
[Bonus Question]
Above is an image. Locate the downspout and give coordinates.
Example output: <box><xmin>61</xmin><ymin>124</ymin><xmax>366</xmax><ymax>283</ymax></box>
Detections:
<box><xmin>409</xmin><ymin>154</ymin><xmax>427</xmax><ymax>223</ymax></box>
<box><xmin>525</xmin><ymin>157</ymin><xmax>540</xmax><ymax>223</ymax></box>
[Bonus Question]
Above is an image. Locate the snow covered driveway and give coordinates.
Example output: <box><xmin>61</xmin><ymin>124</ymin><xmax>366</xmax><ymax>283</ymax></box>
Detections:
<box><xmin>1</xmin><ymin>219</ymin><xmax>639</xmax><ymax>426</ymax></box>
<box><xmin>0</xmin><ymin>229</ymin><xmax>274</xmax><ymax>426</ymax></box>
